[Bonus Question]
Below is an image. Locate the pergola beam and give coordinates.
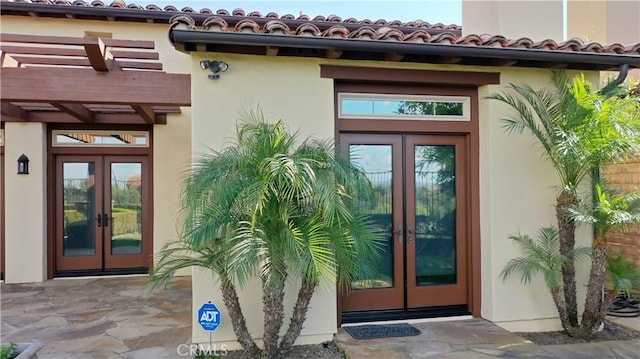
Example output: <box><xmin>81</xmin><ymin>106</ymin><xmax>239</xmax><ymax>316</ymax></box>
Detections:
<box><xmin>132</xmin><ymin>105</ymin><xmax>156</xmax><ymax>124</ymax></box>
<box><xmin>84</xmin><ymin>37</ymin><xmax>109</xmax><ymax>71</ymax></box>
<box><xmin>1</xmin><ymin>102</ymin><xmax>29</xmax><ymax>121</ymax></box>
<box><xmin>53</xmin><ymin>103</ymin><xmax>94</xmax><ymax>122</ymax></box>
<box><xmin>1</xmin><ymin>67</ymin><xmax>191</xmax><ymax>106</ymax></box>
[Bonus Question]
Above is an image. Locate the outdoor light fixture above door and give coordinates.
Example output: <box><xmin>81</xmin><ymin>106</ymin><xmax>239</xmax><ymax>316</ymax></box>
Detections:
<box><xmin>17</xmin><ymin>154</ymin><xmax>29</xmax><ymax>174</ymax></box>
<box><xmin>200</xmin><ymin>60</ymin><xmax>229</xmax><ymax>80</ymax></box>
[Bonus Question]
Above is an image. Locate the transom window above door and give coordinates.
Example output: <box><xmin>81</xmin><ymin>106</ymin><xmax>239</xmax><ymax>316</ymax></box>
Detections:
<box><xmin>339</xmin><ymin>93</ymin><xmax>470</xmax><ymax>121</ymax></box>
<box><xmin>52</xmin><ymin>130</ymin><xmax>149</xmax><ymax>147</ymax></box>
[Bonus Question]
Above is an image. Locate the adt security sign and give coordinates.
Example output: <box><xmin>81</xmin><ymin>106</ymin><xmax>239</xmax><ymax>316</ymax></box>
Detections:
<box><xmin>198</xmin><ymin>302</ymin><xmax>221</xmax><ymax>332</ymax></box>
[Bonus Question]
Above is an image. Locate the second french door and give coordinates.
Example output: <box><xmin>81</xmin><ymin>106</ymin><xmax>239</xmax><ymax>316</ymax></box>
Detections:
<box><xmin>341</xmin><ymin>133</ymin><xmax>469</xmax><ymax>317</ymax></box>
<box><xmin>55</xmin><ymin>155</ymin><xmax>151</xmax><ymax>274</ymax></box>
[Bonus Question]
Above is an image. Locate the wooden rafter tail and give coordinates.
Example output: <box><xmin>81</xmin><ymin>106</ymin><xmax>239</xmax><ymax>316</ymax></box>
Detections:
<box><xmin>84</xmin><ymin>37</ymin><xmax>109</xmax><ymax>71</ymax></box>
<box><xmin>102</xmin><ymin>38</ymin><xmax>155</xmax><ymax>49</ymax></box>
<box><xmin>53</xmin><ymin>103</ymin><xmax>94</xmax><ymax>122</ymax></box>
<box><xmin>9</xmin><ymin>56</ymin><xmax>91</xmax><ymax>67</ymax></box>
<box><xmin>1</xmin><ymin>102</ymin><xmax>29</xmax><ymax>121</ymax></box>
<box><xmin>0</xmin><ymin>45</ymin><xmax>86</xmax><ymax>57</ymax></box>
<box><xmin>116</xmin><ymin>60</ymin><xmax>163</xmax><ymax>71</ymax></box>
<box><xmin>131</xmin><ymin>105</ymin><xmax>156</xmax><ymax>124</ymax></box>
<box><xmin>108</xmin><ymin>50</ymin><xmax>159</xmax><ymax>60</ymax></box>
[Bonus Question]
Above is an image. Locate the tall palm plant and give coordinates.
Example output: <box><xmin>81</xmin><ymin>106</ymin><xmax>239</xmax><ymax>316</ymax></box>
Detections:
<box><xmin>150</xmin><ymin>112</ymin><xmax>383</xmax><ymax>358</ymax></box>
<box><xmin>604</xmin><ymin>253</ymin><xmax>640</xmax><ymax>319</ymax></box>
<box><xmin>571</xmin><ymin>184</ymin><xmax>640</xmax><ymax>338</ymax></box>
<box><xmin>489</xmin><ymin>71</ymin><xmax>640</xmax><ymax>332</ymax></box>
<box><xmin>500</xmin><ymin>226</ymin><xmax>591</xmax><ymax>332</ymax></box>
<box><xmin>489</xmin><ymin>71</ymin><xmax>592</xmax><ymax>328</ymax></box>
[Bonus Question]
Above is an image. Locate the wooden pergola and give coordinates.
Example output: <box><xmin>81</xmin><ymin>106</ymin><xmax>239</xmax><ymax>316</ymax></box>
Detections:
<box><xmin>0</xmin><ymin>33</ymin><xmax>190</xmax><ymax>124</ymax></box>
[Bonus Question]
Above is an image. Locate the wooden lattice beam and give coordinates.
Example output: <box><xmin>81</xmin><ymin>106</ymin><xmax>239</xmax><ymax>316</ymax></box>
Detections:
<box><xmin>53</xmin><ymin>103</ymin><xmax>94</xmax><ymax>122</ymax></box>
<box><xmin>1</xmin><ymin>67</ymin><xmax>191</xmax><ymax>106</ymax></box>
<box><xmin>131</xmin><ymin>105</ymin><xmax>155</xmax><ymax>124</ymax></box>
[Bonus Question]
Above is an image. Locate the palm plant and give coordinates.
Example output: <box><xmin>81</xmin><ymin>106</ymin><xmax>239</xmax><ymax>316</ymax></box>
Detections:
<box><xmin>500</xmin><ymin>226</ymin><xmax>591</xmax><ymax>333</ymax></box>
<box><xmin>489</xmin><ymin>71</ymin><xmax>592</xmax><ymax>328</ymax></box>
<box><xmin>570</xmin><ymin>184</ymin><xmax>640</xmax><ymax>338</ymax></box>
<box><xmin>604</xmin><ymin>252</ymin><xmax>640</xmax><ymax>320</ymax></box>
<box><xmin>489</xmin><ymin>71</ymin><xmax>640</xmax><ymax>332</ymax></box>
<box><xmin>149</xmin><ymin>111</ymin><xmax>383</xmax><ymax>359</ymax></box>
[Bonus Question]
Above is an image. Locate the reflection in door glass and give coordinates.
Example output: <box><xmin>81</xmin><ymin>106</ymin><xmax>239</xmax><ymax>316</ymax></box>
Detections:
<box><xmin>414</xmin><ymin>145</ymin><xmax>457</xmax><ymax>286</ymax></box>
<box><xmin>63</xmin><ymin>162</ymin><xmax>96</xmax><ymax>256</ymax></box>
<box><xmin>111</xmin><ymin>163</ymin><xmax>143</xmax><ymax>255</ymax></box>
<box><xmin>349</xmin><ymin>145</ymin><xmax>393</xmax><ymax>289</ymax></box>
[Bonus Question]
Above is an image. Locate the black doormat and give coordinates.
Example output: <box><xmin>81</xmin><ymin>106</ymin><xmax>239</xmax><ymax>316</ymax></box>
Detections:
<box><xmin>343</xmin><ymin>323</ymin><xmax>421</xmax><ymax>340</ymax></box>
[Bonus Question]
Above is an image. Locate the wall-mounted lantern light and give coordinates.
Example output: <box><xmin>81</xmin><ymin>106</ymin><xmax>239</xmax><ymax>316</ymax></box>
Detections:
<box><xmin>200</xmin><ymin>60</ymin><xmax>229</xmax><ymax>80</ymax></box>
<box><xmin>17</xmin><ymin>154</ymin><xmax>29</xmax><ymax>175</ymax></box>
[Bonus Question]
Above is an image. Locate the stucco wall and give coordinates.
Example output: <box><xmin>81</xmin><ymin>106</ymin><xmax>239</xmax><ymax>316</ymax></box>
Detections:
<box><xmin>189</xmin><ymin>53</ymin><xmax>337</xmax><ymax>349</ymax></box>
<box><xmin>462</xmin><ymin>0</ymin><xmax>563</xmax><ymax>41</ymax></box>
<box><xmin>481</xmin><ymin>69</ymin><xmax>595</xmax><ymax>331</ymax></box>
<box><xmin>1</xmin><ymin>16</ymin><xmax>192</xmax><ymax>280</ymax></box>
<box><xmin>188</xmin><ymin>50</ymin><xmax>598</xmax><ymax>344</ymax></box>
<box><xmin>3</xmin><ymin>123</ymin><xmax>48</xmax><ymax>283</ymax></box>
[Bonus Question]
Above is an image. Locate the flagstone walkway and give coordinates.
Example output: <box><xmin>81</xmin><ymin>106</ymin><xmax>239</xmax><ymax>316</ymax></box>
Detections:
<box><xmin>2</xmin><ymin>276</ymin><xmax>639</xmax><ymax>358</ymax></box>
<box><xmin>336</xmin><ymin>318</ymin><xmax>640</xmax><ymax>359</ymax></box>
<box><xmin>1</xmin><ymin>276</ymin><xmax>191</xmax><ymax>359</ymax></box>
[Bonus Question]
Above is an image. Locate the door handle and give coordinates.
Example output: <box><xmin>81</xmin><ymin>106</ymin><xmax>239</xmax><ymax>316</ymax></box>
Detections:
<box><xmin>407</xmin><ymin>226</ymin><xmax>414</xmax><ymax>242</ymax></box>
<box><xmin>394</xmin><ymin>224</ymin><xmax>403</xmax><ymax>244</ymax></box>
<box><xmin>96</xmin><ymin>214</ymin><xmax>102</xmax><ymax>227</ymax></box>
<box><xmin>103</xmin><ymin>213</ymin><xmax>109</xmax><ymax>227</ymax></box>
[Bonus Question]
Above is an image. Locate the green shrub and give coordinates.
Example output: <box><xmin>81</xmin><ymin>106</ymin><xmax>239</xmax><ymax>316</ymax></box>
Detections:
<box><xmin>1</xmin><ymin>343</ymin><xmax>17</xmax><ymax>359</ymax></box>
<box><xmin>111</xmin><ymin>209</ymin><xmax>139</xmax><ymax>236</ymax></box>
<box><xmin>64</xmin><ymin>209</ymin><xmax>86</xmax><ymax>224</ymax></box>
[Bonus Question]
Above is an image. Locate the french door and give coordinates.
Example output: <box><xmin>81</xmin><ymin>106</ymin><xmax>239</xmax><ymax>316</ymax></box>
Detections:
<box><xmin>55</xmin><ymin>155</ymin><xmax>151</xmax><ymax>274</ymax></box>
<box><xmin>341</xmin><ymin>133</ymin><xmax>468</xmax><ymax>315</ymax></box>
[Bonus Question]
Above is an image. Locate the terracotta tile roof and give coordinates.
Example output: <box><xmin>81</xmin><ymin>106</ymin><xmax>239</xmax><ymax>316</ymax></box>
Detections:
<box><xmin>1</xmin><ymin>0</ymin><xmax>461</xmax><ymax>35</ymax></box>
<box><xmin>2</xmin><ymin>0</ymin><xmax>639</xmax><ymax>70</ymax></box>
<box><xmin>168</xmin><ymin>15</ymin><xmax>640</xmax><ymax>56</ymax></box>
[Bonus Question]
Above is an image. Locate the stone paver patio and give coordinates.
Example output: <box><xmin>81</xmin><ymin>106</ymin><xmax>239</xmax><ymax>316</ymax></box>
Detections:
<box><xmin>1</xmin><ymin>276</ymin><xmax>191</xmax><ymax>358</ymax></box>
<box><xmin>336</xmin><ymin>318</ymin><xmax>640</xmax><ymax>359</ymax></box>
<box><xmin>2</xmin><ymin>276</ymin><xmax>639</xmax><ymax>359</ymax></box>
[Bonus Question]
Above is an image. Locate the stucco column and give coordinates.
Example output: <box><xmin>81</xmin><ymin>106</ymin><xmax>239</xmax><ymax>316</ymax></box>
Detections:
<box><xmin>4</xmin><ymin>122</ymin><xmax>47</xmax><ymax>283</ymax></box>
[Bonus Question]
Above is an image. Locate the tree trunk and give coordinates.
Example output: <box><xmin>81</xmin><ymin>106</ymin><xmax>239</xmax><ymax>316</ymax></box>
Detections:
<box><xmin>595</xmin><ymin>289</ymin><xmax>616</xmax><ymax>332</ymax></box>
<box><xmin>556</xmin><ymin>191</ymin><xmax>579</xmax><ymax>329</ymax></box>
<box><xmin>279</xmin><ymin>276</ymin><xmax>318</xmax><ymax>356</ymax></box>
<box><xmin>578</xmin><ymin>235</ymin><xmax>608</xmax><ymax>339</ymax></box>
<box><xmin>220</xmin><ymin>275</ymin><xmax>261</xmax><ymax>358</ymax></box>
<box><xmin>550</xmin><ymin>286</ymin><xmax>576</xmax><ymax>336</ymax></box>
<box><xmin>262</xmin><ymin>269</ymin><xmax>287</xmax><ymax>359</ymax></box>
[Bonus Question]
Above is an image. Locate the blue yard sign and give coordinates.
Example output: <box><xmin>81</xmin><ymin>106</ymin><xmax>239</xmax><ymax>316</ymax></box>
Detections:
<box><xmin>198</xmin><ymin>302</ymin><xmax>221</xmax><ymax>332</ymax></box>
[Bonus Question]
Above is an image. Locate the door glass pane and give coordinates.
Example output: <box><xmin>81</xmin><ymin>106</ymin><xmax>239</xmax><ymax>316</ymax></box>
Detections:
<box><xmin>111</xmin><ymin>163</ymin><xmax>142</xmax><ymax>255</ymax></box>
<box><xmin>349</xmin><ymin>145</ymin><xmax>394</xmax><ymax>289</ymax></box>
<box><xmin>63</xmin><ymin>162</ymin><xmax>96</xmax><ymax>256</ymax></box>
<box><xmin>414</xmin><ymin>145</ymin><xmax>457</xmax><ymax>286</ymax></box>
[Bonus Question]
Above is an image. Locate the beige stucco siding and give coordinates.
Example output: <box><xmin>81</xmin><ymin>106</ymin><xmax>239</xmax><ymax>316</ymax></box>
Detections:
<box><xmin>189</xmin><ymin>51</ymin><xmax>598</xmax><ymax>343</ymax></box>
<box><xmin>462</xmin><ymin>0</ymin><xmax>564</xmax><ymax>41</ymax></box>
<box><xmin>189</xmin><ymin>53</ymin><xmax>337</xmax><ymax>348</ymax></box>
<box><xmin>3</xmin><ymin>122</ymin><xmax>48</xmax><ymax>283</ymax></box>
<box><xmin>480</xmin><ymin>69</ymin><xmax>595</xmax><ymax>331</ymax></box>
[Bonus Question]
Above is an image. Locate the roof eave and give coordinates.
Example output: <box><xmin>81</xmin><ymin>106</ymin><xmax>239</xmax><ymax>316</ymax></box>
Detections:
<box><xmin>171</xmin><ymin>29</ymin><xmax>640</xmax><ymax>71</ymax></box>
<box><xmin>0</xmin><ymin>2</ymin><xmax>460</xmax><ymax>36</ymax></box>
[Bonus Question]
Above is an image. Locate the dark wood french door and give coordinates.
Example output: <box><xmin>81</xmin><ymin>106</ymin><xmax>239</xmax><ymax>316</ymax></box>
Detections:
<box><xmin>341</xmin><ymin>133</ymin><xmax>468</xmax><ymax>317</ymax></box>
<box><xmin>55</xmin><ymin>155</ymin><xmax>151</xmax><ymax>274</ymax></box>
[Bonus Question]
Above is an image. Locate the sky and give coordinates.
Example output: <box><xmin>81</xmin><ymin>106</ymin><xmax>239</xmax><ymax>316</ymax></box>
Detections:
<box><xmin>137</xmin><ymin>0</ymin><xmax>462</xmax><ymax>25</ymax></box>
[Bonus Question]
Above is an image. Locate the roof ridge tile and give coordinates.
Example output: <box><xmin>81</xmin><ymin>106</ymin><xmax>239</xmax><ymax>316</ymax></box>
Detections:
<box><xmin>322</xmin><ymin>25</ymin><xmax>350</xmax><ymax>38</ymax></box>
<box><xmin>235</xmin><ymin>19</ymin><xmax>260</xmax><ymax>33</ymax></box>
<box><xmin>264</xmin><ymin>20</ymin><xmax>291</xmax><ymax>34</ymax></box>
<box><xmin>202</xmin><ymin>16</ymin><xmax>228</xmax><ymax>31</ymax></box>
